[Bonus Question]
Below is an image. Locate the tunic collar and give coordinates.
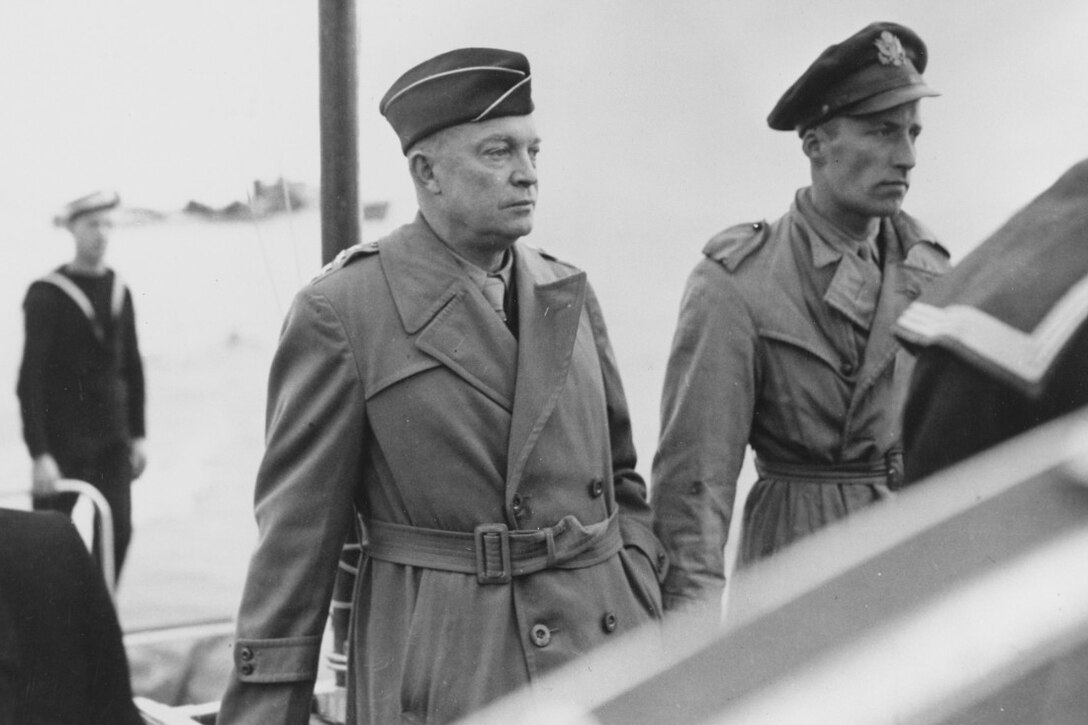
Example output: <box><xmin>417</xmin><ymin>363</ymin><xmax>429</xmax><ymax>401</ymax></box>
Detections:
<box><xmin>794</xmin><ymin>188</ymin><xmax>887</xmax><ymax>268</ymax></box>
<box><xmin>450</xmin><ymin>246</ymin><xmax>514</xmax><ymax>293</ymax></box>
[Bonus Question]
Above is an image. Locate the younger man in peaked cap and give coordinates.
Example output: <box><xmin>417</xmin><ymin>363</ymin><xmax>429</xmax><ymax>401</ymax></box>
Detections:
<box><xmin>218</xmin><ymin>48</ymin><xmax>666</xmax><ymax>725</ymax></box>
<box><xmin>652</xmin><ymin>23</ymin><xmax>951</xmax><ymax>624</ymax></box>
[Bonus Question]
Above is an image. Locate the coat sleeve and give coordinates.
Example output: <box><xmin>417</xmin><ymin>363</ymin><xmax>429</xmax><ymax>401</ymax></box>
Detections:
<box><xmin>651</xmin><ymin>259</ymin><xmax>757</xmax><ymax>618</ymax></box>
<box><xmin>584</xmin><ymin>284</ymin><xmax>668</xmax><ymax>582</ymax></box>
<box><xmin>120</xmin><ymin>288</ymin><xmax>146</xmax><ymax>440</ymax></box>
<box><xmin>17</xmin><ymin>283</ymin><xmax>58</xmax><ymax>458</ymax></box>
<box><xmin>217</xmin><ymin>287</ymin><xmax>366</xmax><ymax>725</ymax></box>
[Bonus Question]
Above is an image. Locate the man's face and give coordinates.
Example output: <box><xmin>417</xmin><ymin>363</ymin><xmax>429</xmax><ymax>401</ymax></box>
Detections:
<box><xmin>69</xmin><ymin>209</ymin><xmax>113</xmax><ymax>265</ymax></box>
<box><xmin>431</xmin><ymin>114</ymin><xmax>540</xmax><ymax>251</ymax></box>
<box><xmin>810</xmin><ymin>100</ymin><xmax>922</xmax><ymax>223</ymax></box>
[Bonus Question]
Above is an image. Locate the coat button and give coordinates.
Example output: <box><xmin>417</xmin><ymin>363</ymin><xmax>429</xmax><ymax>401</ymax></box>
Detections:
<box><xmin>601</xmin><ymin>612</ymin><xmax>618</xmax><ymax>633</ymax></box>
<box><xmin>240</xmin><ymin>662</ymin><xmax>255</xmax><ymax>676</ymax></box>
<box><xmin>530</xmin><ymin>623</ymin><xmax>552</xmax><ymax>648</ymax></box>
<box><xmin>840</xmin><ymin>361</ymin><xmax>855</xmax><ymax>376</ymax></box>
<box><xmin>239</xmin><ymin>647</ymin><xmax>254</xmax><ymax>662</ymax></box>
<box><xmin>656</xmin><ymin>552</ymin><xmax>668</xmax><ymax>571</ymax></box>
<box><xmin>511</xmin><ymin>494</ymin><xmax>522</xmax><ymax>513</ymax></box>
<box><xmin>588</xmin><ymin>479</ymin><xmax>604</xmax><ymax>498</ymax></box>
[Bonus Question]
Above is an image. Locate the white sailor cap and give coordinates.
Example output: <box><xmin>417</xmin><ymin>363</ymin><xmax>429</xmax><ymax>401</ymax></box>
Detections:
<box><xmin>54</xmin><ymin>190</ymin><xmax>121</xmax><ymax>227</ymax></box>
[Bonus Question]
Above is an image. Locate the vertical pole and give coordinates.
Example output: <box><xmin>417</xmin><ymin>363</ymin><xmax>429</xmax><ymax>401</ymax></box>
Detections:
<box><xmin>319</xmin><ymin>1</ymin><xmax>361</xmax><ymax>694</ymax></box>
<box><xmin>319</xmin><ymin>0</ymin><xmax>360</xmax><ymax>265</ymax></box>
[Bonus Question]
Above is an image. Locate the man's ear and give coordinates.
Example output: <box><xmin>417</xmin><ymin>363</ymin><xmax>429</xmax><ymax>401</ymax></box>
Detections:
<box><xmin>409</xmin><ymin>150</ymin><xmax>441</xmax><ymax>194</ymax></box>
<box><xmin>801</xmin><ymin>128</ymin><xmax>823</xmax><ymax>164</ymax></box>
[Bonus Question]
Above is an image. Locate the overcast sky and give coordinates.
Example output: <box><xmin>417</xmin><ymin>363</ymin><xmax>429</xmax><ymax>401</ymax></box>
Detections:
<box><xmin>1</xmin><ymin>0</ymin><xmax>1086</xmax><ymax>261</ymax></box>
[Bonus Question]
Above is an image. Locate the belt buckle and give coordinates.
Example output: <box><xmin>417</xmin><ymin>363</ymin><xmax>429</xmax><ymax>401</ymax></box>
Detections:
<box><xmin>886</xmin><ymin>451</ymin><xmax>904</xmax><ymax>490</ymax></box>
<box><xmin>474</xmin><ymin>523</ymin><xmax>512</xmax><ymax>584</ymax></box>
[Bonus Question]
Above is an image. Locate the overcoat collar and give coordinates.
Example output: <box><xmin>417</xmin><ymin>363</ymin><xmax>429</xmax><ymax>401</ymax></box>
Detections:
<box><xmin>380</xmin><ymin>215</ymin><xmax>518</xmax><ymax>410</ymax></box>
<box><xmin>791</xmin><ymin>190</ymin><xmax>946</xmax><ymax>403</ymax></box>
<box><xmin>379</xmin><ymin>215</ymin><xmax>588</xmax><ymax>489</ymax></box>
<box><xmin>505</xmin><ymin>245</ymin><xmax>587</xmax><ymax>488</ymax></box>
<box><xmin>854</xmin><ymin>215</ymin><xmax>945</xmax><ymax>408</ymax></box>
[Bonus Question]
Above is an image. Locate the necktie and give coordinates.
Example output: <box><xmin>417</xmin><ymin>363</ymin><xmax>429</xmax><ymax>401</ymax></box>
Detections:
<box><xmin>483</xmin><ymin>275</ymin><xmax>507</xmax><ymax>322</ymax></box>
<box><xmin>858</xmin><ymin>241</ymin><xmax>882</xmax><ymax>272</ymax></box>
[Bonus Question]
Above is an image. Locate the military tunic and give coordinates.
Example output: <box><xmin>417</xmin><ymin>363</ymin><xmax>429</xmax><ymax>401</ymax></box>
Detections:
<box><xmin>652</xmin><ymin>189</ymin><xmax>949</xmax><ymax>614</ymax></box>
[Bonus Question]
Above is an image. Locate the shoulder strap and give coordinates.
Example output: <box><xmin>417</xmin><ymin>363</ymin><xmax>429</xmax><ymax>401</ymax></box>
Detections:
<box><xmin>312</xmin><ymin>241</ymin><xmax>380</xmax><ymax>282</ymax></box>
<box><xmin>703</xmin><ymin>221</ymin><xmax>770</xmax><ymax>272</ymax></box>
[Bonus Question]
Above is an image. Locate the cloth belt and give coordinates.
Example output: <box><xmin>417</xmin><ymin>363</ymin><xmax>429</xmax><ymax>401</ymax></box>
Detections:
<box><xmin>362</xmin><ymin>510</ymin><xmax>622</xmax><ymax>585</ymax></box>
<box><xmin>755</xmin><ymin>450</ymin><xmax>903</xmax><ymax>490</ymax></box>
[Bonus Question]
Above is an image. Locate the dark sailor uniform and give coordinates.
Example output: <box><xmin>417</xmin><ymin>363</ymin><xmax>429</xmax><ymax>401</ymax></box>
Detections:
<box><xmin>897</xmin><ymin>158</ymin><xmax>1088</xmax><ymax>483</ymax></box>
<box><xmin>17</xmin><ymin>265</ymin><xmax>146</xmax><ymax>577</ymax></box>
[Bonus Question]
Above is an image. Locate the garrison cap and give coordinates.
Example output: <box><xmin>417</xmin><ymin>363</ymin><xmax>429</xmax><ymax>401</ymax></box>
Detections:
<box><xmin>380</xmin><ymin>47</ymin><xmax>534</xmax><ymax>154</ymax></box>
<box><xmin>768</xmin><ymin>22</ymin><xmax>938</xmax><ymax>134</ymax></box>
<box><xmin>54</xmin><ymin>190</ymin><xmax>120</xmax><ymax>227</ymax></box>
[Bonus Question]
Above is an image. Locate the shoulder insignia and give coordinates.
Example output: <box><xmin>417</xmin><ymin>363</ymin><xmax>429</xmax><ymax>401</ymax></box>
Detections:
<box><xmin>904</xmin><ymin>238</ymin><xmax>952</xmax><ymax>273</ymax></box>
<box><xmin>703</xmin><ymin>221</ymin><xmax>770</xmax><ymax>272</ymax></box>
<box><xmin>312</xmin><ymin>241</ymin><xmax>379</xmax><ymax>282</ymax></box>
<box><xmin>895</xmin><ymin>213</ymin><xmax>951</xmax><ymax>263</ymax></box>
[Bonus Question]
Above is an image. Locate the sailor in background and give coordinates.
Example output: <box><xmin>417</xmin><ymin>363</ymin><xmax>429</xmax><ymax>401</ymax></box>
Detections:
<box><xmin>16</xmin><ymin>190</ymin><xmax>148</xmax><ymax>583</ymax></box>
<box><xmin>218</xmin><ymin>48</ymin><xmax>666</xmax><ymax>725</ymax></box>
<box><xmin>897</xmin><ymin>159</ymin><xmax>1088</xmax><ymax>483</ymax></box>
<box><xmin>652</xmin><ymin>22</ymin><xmax>950</xmax><ymax>623</ymax></box>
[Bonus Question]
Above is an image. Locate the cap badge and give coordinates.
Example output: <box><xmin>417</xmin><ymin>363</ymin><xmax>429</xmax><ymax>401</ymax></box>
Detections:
<box><xmin>874</xmin><ymin>31</ymin><xmax>906</xmax><ymax>66</ymax></box>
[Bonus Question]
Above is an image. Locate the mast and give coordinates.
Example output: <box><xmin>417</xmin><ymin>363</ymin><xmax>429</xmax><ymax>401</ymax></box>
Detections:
<box><xmin>319</xmin><ymin>0</ymin><xmax>360</xmax><ymax>264</ymax></box>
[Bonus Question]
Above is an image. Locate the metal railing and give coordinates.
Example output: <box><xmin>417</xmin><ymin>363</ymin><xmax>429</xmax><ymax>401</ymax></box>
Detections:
<box><xmin>53</xmin><ymin>478</ymin><xmax>117</xmax><ymax>599</ymax></box>
<box><xmin>0</xmin><ymin>479</ymin><xmax>117</xmax><ymax>599</ymax></box>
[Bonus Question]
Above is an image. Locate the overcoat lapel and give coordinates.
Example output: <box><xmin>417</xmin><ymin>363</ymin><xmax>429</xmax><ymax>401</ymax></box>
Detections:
<box><xmin>381</xmin><ymin>219</ymin><xmax>518</xmax><ymax>409</ymax></box>
<box><xmin>853</xmin><ymin>218</ymin><xmax>941</xmax><ymax>397</ymax></box>
<box><xmin>505</xmin><ymin>246</ymin><xmax>587</xmax><ymax>490</ymax></box>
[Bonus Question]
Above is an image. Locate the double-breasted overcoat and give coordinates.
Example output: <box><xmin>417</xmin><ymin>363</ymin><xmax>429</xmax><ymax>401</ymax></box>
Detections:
<box><xmin>218</xmin><ymin>216</ymin><xmax>666</xmax><ymax>725</ymax></box>
<box><xmin>652</xmin><ymin>190</ymin><xmax>949</xmax><ymax>614</ymax></box>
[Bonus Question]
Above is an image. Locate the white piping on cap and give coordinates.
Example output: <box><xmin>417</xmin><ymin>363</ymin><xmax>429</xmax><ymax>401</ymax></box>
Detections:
<box><xmin>472</xmin><ymin>74</ymin><xmax>532</xmax><ymax>122</ymax></box>
<box><xmin>382</xmin><ymin>65</ymin><xmax>525</xmax><ymax>113</ymax></box>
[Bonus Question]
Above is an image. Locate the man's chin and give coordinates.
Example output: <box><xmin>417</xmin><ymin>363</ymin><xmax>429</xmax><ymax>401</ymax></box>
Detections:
<box><xmin>504</xmin><ymin>220</ymin><xmax>534</xmax><ymax>240</ymax></box>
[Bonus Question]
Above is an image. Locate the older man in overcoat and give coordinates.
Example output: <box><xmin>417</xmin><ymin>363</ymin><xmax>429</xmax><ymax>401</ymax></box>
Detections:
<box><xmin>217</xmin><ymin>48</ymin><xmax>667</xmax><ymax>725</ymax></box>
<box><xmin>652</xmin><ymin>23</ymin><xmax>950</xmax><ymax>623</ymax></box>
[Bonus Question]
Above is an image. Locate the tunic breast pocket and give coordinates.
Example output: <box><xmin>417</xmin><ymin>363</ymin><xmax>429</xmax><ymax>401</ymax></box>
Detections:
<box><xmin>756</xmin><ymin>331</ymin><xmax>855</xmax><ymax>449</ymax></box>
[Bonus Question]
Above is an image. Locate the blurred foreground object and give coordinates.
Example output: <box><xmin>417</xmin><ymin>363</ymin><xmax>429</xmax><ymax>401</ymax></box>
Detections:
<box><xmin>470</xmin><ymin>406</ymin><xmax>1088</xmax><ymax>724</ymax></box>
<box><xmin>897</xmin><ymin>158</ymin><xmax>1088</xmax><ymax>483</ymax></box>
<box><xmin>0</xmin><ymin>509</ymin><xmax>143</xmax><ymax>724</ymax></box>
